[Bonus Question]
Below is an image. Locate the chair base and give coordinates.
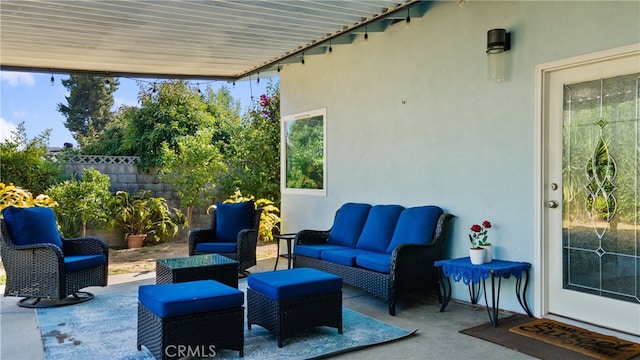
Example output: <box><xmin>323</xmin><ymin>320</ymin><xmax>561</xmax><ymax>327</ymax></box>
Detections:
<box><xmin>17</xmin><ymin>291</ymin><xmax>94</xmax><ymax>308</ymax></box>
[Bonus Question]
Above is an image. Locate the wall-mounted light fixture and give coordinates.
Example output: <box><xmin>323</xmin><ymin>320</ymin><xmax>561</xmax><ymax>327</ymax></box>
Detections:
<box><xmin>486</xmin><ymin>29</ymin><xmax>511</xmax><ymax>82</ymax></box>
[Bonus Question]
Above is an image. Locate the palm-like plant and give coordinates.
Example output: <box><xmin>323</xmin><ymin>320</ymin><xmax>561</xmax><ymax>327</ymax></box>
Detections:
<box><xmin>112</xmin><ymin>190</ymin><xmax>186</xmax><ymax>243</ymax></box>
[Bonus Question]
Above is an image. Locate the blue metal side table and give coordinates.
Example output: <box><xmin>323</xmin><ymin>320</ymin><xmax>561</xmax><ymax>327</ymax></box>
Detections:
<box><xmin>434</xmin><ymin>257</ymin><xmax>533</xmax><ymax>326</ymax></box>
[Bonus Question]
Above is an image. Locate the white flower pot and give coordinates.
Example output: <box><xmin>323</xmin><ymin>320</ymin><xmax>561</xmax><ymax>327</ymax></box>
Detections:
<box><xmin>469</xmin><ymin>248</ymin><xmax>485</xmax><ymax>265</ymax></box>
<box><xmin>480</xmin><ymin>244</ymin><xmax>493</xmax><ymax>263</ymax></box>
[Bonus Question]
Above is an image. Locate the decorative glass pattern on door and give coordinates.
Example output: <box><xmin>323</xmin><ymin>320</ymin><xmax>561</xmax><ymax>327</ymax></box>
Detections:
<box><xmin>562</xmin><ymin>73</ymin><xmax>639</xmax><ymax>304</ymax></box>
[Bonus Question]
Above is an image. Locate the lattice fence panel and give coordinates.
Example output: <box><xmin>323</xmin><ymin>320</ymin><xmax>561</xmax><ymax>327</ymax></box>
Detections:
<box><xmin>47</xmin><ymin>155</ymin><xmax>139</xmax><ymax>164</ymax></box>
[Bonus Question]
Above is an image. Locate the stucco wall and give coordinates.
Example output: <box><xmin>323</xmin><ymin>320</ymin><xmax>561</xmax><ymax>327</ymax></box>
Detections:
<box><xmin>278</xmin><ymin>1</ymin><xmax>640</xmax><ymax>312</ymax></box>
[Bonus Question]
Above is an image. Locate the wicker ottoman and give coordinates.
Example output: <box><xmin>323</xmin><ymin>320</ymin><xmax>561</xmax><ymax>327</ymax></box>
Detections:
<box><xmin>247</xmin><ymin>267</ymin><xmax>343</xmax><ymax>347</ymax></box>
<box><xmin>137</xmin><ymin>280</ymin><xmax>244</xmax><ymax>359</ymax></box>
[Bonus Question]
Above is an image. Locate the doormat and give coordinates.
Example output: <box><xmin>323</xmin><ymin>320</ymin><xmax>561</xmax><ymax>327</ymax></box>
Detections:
<box><xmin>461</xmin><ymin>315</ymin><xmax>640</xmax><ymax>360</ymax></box>
<box><xmin>509</xmin><ymin>318</ymin><xmax>640</xmax><ymax>360</ymax></box>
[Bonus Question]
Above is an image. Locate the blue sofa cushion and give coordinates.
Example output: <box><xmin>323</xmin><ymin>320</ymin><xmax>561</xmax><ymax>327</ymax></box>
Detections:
<box><xmin>293</xmin><ymin>244</ymin><xmax>350</xmax><ymax>259</ymax></box>
<box><xmin>356</xmin><ymin>205</ymin><xmax>404</xmax><ymax>253</ymax></box>
<box><xmin>248</xmin><ymin>268</ymin><xmax>342</xmax><ymax>300</ymax></box>
<box><xmin>321</xmin><ymin>249</ymin><xmax>372</xmax><ymax>267</ymax></box>
<box><xmin>327</xmin><ymin>203</ymin><xmax>371</xmax><ymax>247</ymax></box>
<box><xmin>387</xmin><ymin>206</ymin><xmax>443</xmax><ymax>254</ymax></box>
<box><xmin>139</xmin><ymin>279</ymin><xmax>244</xmax><ymax>318</ymax></box>
<box><xmin>195</xmin><ymin>242</ymin><xmax>237</xmax><ymax>254</ymax></box>
<box><xmin>2</xmin><ymin>206</ymin><xmax>63</xmax><ymax>248</ymax></box>
<box><xmin>64</xmin><ymin>254</ymin><xmax>107</xmax><ymax>272</ymax></box>
<box><xmin>355</xmin><ymin>253</ymin><xmax>392</xmax><ymax>274</ymax></box>
<box><xmin>215</xmin><ymin>201</ymin><xmax>254</xmax><ymax>243</ymax></box>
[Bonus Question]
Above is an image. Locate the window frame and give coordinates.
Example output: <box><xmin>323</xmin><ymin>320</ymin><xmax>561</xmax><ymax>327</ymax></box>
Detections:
<box><xmin>280</xmin><ymin>108</ymin><xmax>327</xmax><ymax>196</ymax></box>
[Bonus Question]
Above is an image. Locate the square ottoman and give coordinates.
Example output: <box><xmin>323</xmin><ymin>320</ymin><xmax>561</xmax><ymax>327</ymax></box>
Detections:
<box><xmin>247</xmin><ymin>267</ymin><xmax>343</xmax><ymax>347</ymax></box>
<box><xmin>137</xmin><ymin>279</ymin><xmax>244</xmax><ymax>359</ymax></box>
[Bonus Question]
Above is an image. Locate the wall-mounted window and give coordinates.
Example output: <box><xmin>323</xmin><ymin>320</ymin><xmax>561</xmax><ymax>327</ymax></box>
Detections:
<box><xmin>281</xmin><ymin>108</ymin><xmax>326</xmax><ymax>196</ymax></box>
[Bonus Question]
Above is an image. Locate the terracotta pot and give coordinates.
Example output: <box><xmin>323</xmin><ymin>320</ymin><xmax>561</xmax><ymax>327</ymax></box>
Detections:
<box><xmin>469</xmin><ymin>247</ymin><xmax>485</xmax><ymax>265</ymax></box>
<box><xmin>127</xmin><ymin>234</ymin><xmax>147</xmax><ymax>249</ymax></box>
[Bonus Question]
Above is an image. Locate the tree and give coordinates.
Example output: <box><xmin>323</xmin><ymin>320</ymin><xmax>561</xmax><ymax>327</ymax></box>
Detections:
<box><xmin>217</xmin><ymin>81</ymin><xmax>281</xmax><ymax>205</ymax></box>
<box><xmin>121</xmin><ymin>80</ymin><xmax>218</xmax><ymax>171</ymax></box>
<box><xmin>161</xmin><ymin>129</ymin><xmax>226</xmax><ymax>225</ymax></box>
<box><xmin>0</xmin><ymin>123</ymin><xmax>62</xmax><ymax>194</ymax></box>
<box><xmin>79</xmin><ymin>105</ymin><xmax>134</xmax><ymax>156</ymax></box>
<box><xmin>45</xmin><ymin>168</ymin><xmax>113</xmax><ymax>237</ymax></box>
<box><xmin>57</xmin><ymin>74</ymin><xmax>119</xmax><ymax>145</ymax></box>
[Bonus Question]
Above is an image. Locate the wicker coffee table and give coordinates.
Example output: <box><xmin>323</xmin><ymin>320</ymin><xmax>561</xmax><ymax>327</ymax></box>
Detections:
<box><xmin>156</xmin><ymin>254</ymin><xmax>239</xmax><ymax>288</ymax></box>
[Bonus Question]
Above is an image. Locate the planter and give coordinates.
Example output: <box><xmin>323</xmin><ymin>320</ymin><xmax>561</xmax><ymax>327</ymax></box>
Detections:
<box><xmin>480</xmin><ymin>244</ymin><xmax>493</xmax><ymax>263</ymax></box>
<box><xmin>469</xmin><ymin>247</ymin><xmax>485</xmax><ymax>265</ymax></box>
<box><xmin>127</xmin><ymin>234</ymin><xmax>147</xmax><ymax>249</ymax></box>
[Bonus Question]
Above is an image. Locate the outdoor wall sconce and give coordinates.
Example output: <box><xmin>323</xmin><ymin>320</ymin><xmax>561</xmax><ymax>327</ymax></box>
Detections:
<box><xmin>486</xmin><ymin>29</ymin><xmax>511</xmax><ymax>82</ymax></box>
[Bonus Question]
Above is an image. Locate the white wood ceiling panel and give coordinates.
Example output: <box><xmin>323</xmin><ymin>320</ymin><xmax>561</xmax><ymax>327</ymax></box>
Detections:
<box><xmin>0</xmin><ymin>0</ymin><xmax>420</xmax><ymax>80</ymax></box>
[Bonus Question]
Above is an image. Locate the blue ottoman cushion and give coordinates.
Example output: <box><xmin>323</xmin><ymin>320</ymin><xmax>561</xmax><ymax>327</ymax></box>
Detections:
<box><xmin>248</xmin><ymin>268</ymin><xmax>342</xmax><ymax>301</ymax></box>
<box><xmin>139</xmin><ymin>280</ymin><xmax>243</xmax><ymax>318</ymax></box>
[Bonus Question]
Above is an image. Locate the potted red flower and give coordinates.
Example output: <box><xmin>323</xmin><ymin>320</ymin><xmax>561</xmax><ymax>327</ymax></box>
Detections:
<box><xmin>469</xmin><ymin>220</ymin><xmax>492</xmax><ymax>264</ymax></box>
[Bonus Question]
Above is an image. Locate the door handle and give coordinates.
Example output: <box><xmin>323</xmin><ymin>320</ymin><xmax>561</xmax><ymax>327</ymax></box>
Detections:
<box><xmin>546</xmin><ymin>200</ymin><xmax>559</xmax><ymax>208</ymax></box>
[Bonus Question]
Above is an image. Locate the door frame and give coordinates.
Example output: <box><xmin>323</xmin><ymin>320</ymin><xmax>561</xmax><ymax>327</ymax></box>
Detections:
<box><xmin>533</xmin><ymin>43</ymin><xmax>640</xmax><ymax>318</ymax></box>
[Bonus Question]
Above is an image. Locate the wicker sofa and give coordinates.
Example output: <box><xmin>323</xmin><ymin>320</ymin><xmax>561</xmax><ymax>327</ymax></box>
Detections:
<box><xmin>293</xmin><ymin>203</ymin><xmax>454</xmax><ymax>315</ymax></box>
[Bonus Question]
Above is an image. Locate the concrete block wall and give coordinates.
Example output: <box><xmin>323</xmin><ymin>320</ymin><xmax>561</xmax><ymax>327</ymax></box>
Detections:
<box><xmin>59</xmin><ymin>155</ymin><xmax>211</xmax><ymax>247</ymax></box>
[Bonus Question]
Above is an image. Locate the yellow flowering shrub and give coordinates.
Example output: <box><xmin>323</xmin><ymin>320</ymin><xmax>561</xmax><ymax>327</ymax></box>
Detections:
<box><xmin>0</xmin><ymin>183</ymin><xmax>58</xmax><ymax>214</ymax></box>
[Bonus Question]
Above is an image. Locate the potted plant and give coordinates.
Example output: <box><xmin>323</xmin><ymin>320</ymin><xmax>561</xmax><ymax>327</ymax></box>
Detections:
<box><xmin>111</xmin><ymin>190</ymin><xmax>187</xmax><ymax>248</ymax></box>
<box><xmin>468</xmin><ymin>220</ymin><xmax>493</xmax><ymax>264</ymax></box>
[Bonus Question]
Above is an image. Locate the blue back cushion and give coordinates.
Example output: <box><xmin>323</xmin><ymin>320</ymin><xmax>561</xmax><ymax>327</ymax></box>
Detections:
<box><xmin>356</xmin><ymin>205</ymin><xmax>404</xmax><ymax>252</ymax></box>
<box><xmin>215</xmin><ymin>201</ymin><xmax>255</xmax><ymax>243</ymax></box>
<box><xmin>2</xmin><ymin>206</ymin><xmax>62</xmax><ymax>248</ymax></box>
<box><xmin>386</xmin><ymin>206</ymin><xmax>443</xmax><ymax>254</ymax></box>
<box><xmin>327</xmin><ymin>203</ymin><xmax>371</xmax><ymax>247</ymax></box>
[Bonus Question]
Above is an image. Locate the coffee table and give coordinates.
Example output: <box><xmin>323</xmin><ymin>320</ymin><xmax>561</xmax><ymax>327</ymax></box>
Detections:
<box><xmin>156</xmin><ymin>254</ymin><xmax>239</xmax><ymax>288</ymax></box>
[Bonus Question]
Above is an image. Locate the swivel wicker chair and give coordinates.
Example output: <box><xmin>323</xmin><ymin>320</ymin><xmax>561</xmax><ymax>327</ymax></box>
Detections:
<box><xmin>0</xmin><ymin>206</ymin><xmax>108</xmax><ymax>307</ymax></box>
<box><xmin>188</xmin><ymin>201</ymin><xmax>261</xmax><ymax>275</ymax></box>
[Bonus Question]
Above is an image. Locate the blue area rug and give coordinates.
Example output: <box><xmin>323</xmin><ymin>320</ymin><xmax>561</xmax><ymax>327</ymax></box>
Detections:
<box><xmin>37</xmin><ymin>279</ymin><xmax>415</xmax><ymax>359</ymax></box>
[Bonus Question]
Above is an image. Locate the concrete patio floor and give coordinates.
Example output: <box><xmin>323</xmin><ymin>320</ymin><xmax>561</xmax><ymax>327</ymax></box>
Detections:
<box><xmin>2</xmin><ymin>257</ymin><xmax>636</xmax><ymax>359</ymax></box>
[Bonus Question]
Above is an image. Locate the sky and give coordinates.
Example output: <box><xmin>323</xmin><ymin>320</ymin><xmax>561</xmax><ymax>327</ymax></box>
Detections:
<box><xmin>0</xmin><ymin>71</ymin><xmax>273</xmax><ymax>148</ymax></box>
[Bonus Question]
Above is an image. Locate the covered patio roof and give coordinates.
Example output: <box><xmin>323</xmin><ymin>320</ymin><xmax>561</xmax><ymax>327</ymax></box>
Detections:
<box><xmin>0</xmin><ymin>0</ymin><xmax>429</xmax><ymax>81</ymax></box>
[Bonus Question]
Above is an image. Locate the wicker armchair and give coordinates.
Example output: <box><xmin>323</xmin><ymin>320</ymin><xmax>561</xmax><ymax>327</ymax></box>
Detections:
<box><xmin>0</xmin><ymin>207</ymin><xmax>108</xmax><ymax>308</ymax></box>
<box><xmin>188</xmin><ymin>201</ymin><xmax>262</xmax><ymax>274</ymax></box>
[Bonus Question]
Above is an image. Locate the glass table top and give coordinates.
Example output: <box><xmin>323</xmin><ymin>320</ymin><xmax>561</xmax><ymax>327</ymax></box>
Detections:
<box><xmin>157</xmin><ymin>254</ymin><xmax>237</xmax><ymax>269</ymax></box>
